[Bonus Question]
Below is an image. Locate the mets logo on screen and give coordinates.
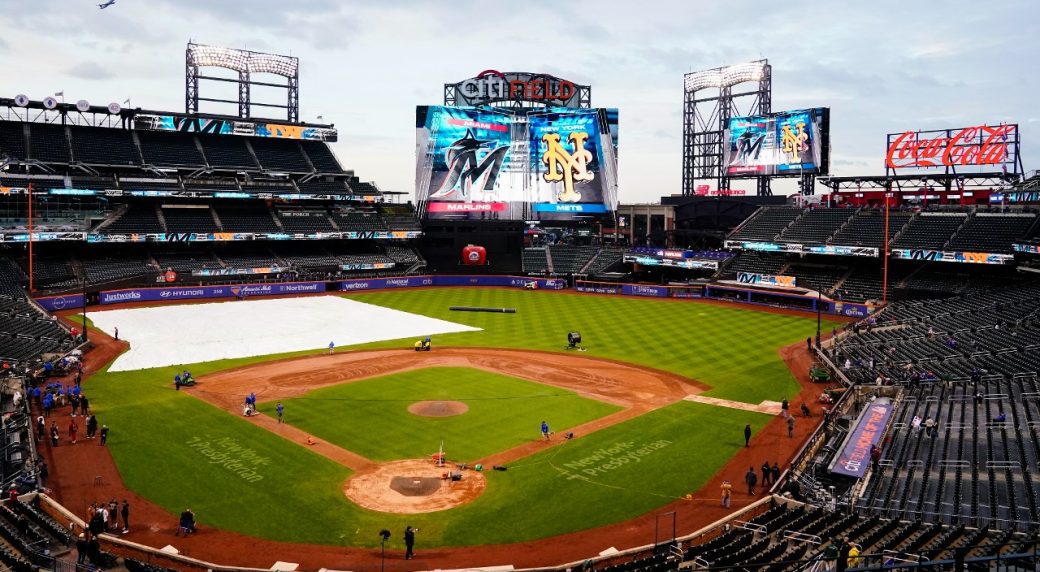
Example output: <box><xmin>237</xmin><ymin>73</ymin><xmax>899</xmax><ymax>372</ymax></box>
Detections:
<box><xmin>541</xmin><ymin>132</ymin><xmax>594</xmax><ymax>203</ymax></box>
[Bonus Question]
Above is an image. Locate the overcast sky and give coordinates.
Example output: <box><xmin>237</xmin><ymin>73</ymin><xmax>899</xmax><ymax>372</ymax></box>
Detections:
<box><xmin>2</xmin><ymin>0</ymin><xmax>1037</xmax><ymax>202</ymax></box>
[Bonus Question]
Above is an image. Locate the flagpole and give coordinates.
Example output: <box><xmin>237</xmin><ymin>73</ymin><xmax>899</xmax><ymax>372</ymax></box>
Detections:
<box><xmin>27</xmin><ymin>183</ymin><xmax>34</xmax><ymax>294</ymax></box>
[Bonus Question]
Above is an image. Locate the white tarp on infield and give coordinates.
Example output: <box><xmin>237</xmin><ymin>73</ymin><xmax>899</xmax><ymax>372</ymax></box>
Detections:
<box><xmin>90</xmin><ymin>295</ymin><xmax>481</xmax><ymax>372</ymax></box>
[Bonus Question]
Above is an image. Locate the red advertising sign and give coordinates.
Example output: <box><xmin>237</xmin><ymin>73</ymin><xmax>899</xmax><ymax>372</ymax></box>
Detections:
<box><xmin>886</xmin><ymin>124</ymin><xmax>1016</xmax><ymax>169</ymax></box>
<box><xmin>427</xmin><ymin>202</ymin><xmax>508</xmax><ymax>213</ymax></box>
<box><xmin>695</xmin><ymin>185</ymin><xmax>746</xmax><ymax>196</ymax></box>
<box><xmin>164</xmin><ymin>270</ymin><xmax>177</xmax><ymax>283</ymax></box>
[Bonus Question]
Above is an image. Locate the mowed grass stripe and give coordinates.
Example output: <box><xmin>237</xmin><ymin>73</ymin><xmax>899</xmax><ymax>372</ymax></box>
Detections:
<box><xmin>257</xmin><ymin>367</ymin><xmax>621</xmax><ymax>461</ymax></box>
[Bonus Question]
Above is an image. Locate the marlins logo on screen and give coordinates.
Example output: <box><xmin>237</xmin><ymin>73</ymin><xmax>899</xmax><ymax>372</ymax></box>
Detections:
<box><xmin>428</xmin><ymin>130</ymin><xmax>510</xmax><ymax>200</ymax></box>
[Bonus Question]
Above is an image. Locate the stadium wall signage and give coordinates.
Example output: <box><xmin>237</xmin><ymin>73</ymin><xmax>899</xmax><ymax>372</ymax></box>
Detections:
<box><xmin>736</xmin><ymin>272</ymin><xmax>797</xmax><ymax>289</ymax></box>
<box><xmin>85</xmin><ymin>230</ymin><xmax>421</xmax><ymax>243</ymax></box>
<box><xmin>449</xmin><ymin>70</ymin><xmax>587</xmax><ymax>108</ymax></box>
<box><xmin>830</xmin><ymin>398</ymin><xmax>894</xmax><ymax>478</ymax></box>
<box><xmin>889</xmin><ymin>249</ymin><xmax>1014</xmax><ymax>265</ymax></box>
<box><xmin>724</xmin><ymin>240</ymin><xmax>879</xmax><ymax>258</ymax></box>
<box><xmin>337</xmin><ymin>275</ymin><xmax>565</xmax><ymax>291</ymax></box>
<box><xmin>1013</xmin><ymin>243</ymin><xmax>1040</xmax><ymax>255</ymax></box>
<box><xmin>133</xmin><ymin>113</ymin><xmax>338</xmax><ymax>142</ymax></box>
<box><xmin>98</xmin><ymin>282</ymin><xmax>326</xmax><ymax>304</ymax></box>
<box><xmin>34</xmin><ymin>293</ymin><xmax>86</xmax><ymax>312</ymax></box>
<box><xmin>623</xmin><ymin>254</ymin><xmax>718</xmax><ymax>270</ymax></box>
<box><xmin>885</xmin><ymin>124</ymin><xmax>1017</xmax><ymax>169</ymax></box>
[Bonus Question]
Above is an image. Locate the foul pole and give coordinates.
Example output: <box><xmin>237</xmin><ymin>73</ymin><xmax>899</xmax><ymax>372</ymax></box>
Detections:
<box><xmin>882</xmin><ymin>193</ymin><xmax>890</xmax><ymax>304</ymax></box>
<box><xmin>27</xmin><ymin>183</ymin><xmax>34</xmax><ymax>293</ymax></box>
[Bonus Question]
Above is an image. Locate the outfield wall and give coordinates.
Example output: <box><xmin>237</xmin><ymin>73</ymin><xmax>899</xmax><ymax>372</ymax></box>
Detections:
<box><xmin>33</xmin><ymin>275</ymin><xmax>869</xmax><ymax>317</ymax></box>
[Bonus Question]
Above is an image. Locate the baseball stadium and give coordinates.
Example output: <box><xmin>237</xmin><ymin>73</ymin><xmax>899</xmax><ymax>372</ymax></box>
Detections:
<box><xmin>2</xmin><ymin>14</ymin><xmax>1040</xmax><ymax>572</ymax></box>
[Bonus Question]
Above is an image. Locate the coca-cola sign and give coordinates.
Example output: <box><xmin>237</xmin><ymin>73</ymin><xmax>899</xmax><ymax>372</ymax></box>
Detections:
<box><xmin>886</xmin><ymin>124</ymin><xmax>1017</xmax><ymax>170</ymax></box>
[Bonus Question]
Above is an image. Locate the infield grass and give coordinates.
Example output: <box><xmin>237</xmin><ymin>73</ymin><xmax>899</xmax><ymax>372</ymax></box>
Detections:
<box><xmin>257</xmin><ymin>367</ymin><xmax>621</xmax><ymax>461</ymax></box>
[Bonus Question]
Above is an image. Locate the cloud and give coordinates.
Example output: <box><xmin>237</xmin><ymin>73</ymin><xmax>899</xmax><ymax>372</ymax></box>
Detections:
<box><xmin>66</xmin><ymin>61</ymin><xmax>115</xmax><ymax>81</ymax></box>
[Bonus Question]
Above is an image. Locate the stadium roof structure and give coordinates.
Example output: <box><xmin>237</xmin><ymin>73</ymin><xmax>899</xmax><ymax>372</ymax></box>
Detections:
<box><xmin>818</xmin><ymin>173</ymin><xmax>1019</xmax><ymax>192</ymax></box>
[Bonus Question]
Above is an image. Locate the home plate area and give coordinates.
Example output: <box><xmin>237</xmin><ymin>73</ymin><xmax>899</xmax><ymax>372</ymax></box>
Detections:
<box><xmin>344</xmin><ymin>460</ymin><xmax>487</xmax><ymax>514</ymax></box>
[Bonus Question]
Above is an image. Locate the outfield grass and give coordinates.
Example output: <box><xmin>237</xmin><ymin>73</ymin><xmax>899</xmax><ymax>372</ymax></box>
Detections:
<box><xmin>257</xmin><ymin>367</ymin><xmax>621</xmax><ymax>461</ymax></box>
<box><xmin>82</xmin><ymin>289</ymin><xmax>832</xmax><ymax>547</ymax></box>
<box><xmin>343</xmin><ymin>289</ymin><xmax>836</xmax><ymax>404</ymax></box>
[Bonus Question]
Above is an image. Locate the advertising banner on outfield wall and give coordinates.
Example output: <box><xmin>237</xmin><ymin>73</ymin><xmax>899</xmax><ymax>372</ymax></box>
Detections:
<box><xmin>99</xmin><ymin>282</ymin><xmax>326</xmax><ymax>305</ymax></box>
<box><xmin>34</xmin><ymin>293</ymin><xmax>86</xmax><ymax>311</ymax></box>
<box><xmin>830</xmin><ymin>398</ymin><xmax>894</xmax><ymax>478</ymax></box>
<box><xmin>621</xmin><ymin>284</ymin><xmax>669</xmax><ymax>297</ymax></box>
<box><xmin>575</xmin><ymin>284</ymin><xmax>622</xmax><ymax>295</ymax></box>
<box><xmin>337</xmin><ymin>275</ymin><xmax>566</xmax><ymax>292</ymax></box>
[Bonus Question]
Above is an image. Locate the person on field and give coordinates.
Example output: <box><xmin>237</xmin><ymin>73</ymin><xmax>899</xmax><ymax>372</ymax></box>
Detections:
<box><xmin>745</xmin><ymin>466</ymin><xmax>757</xmax><ymax>495</ymax></box>
<box><xmin>404</xmin><ymin>525</ymin><xmax>417</xmax><ymax>560</ymax></box>
<box><xmin>121</xmin><ymin>500</ymin><xmax>130</xmax><ymax>533</ymax></box>
<box><xmin>99</xmin><ymin>425</ymin><xmax>109</xmax><ymax>446</ymax></box>
<box><xmin>781</xmin><ymin>398</ymin><xmax>790</xmax><ymax>418</ymax></box>
<box><xmin>761</xmin><ymin>462</ymin><xmax>771</xmax><ymax>486</ymax></box>
<box><xmin>540</xmin><ymin>420</ymin><xmax>550</xmax><ymax>440</ymax></box>
<box><xmin>771</xmin><ymin>462</ymin><xmax>781</xmax><ymax>485</ymax></box>
<box><xmin>720</xmin><ymin>480</ymin><xmax>732</xmax><ymax>507</ymax></box>
<box><xmin>328</xmin><ymin>341</ymin><xmax>335</xmax><ymax>354</ymax></box>
<box><xmin>787</xmin><ymin>415</ymin><xmax>796</xmax><ymax>438</ymax></box>
<box><xmin>276</xmin><ymin>402</ymin><xmax>284</xmax><ymax>423</ymax></box>
<box><xmin>177</xmin><ymin>508</ymin><xmax>196</xmax><ymax>535</ymax></box>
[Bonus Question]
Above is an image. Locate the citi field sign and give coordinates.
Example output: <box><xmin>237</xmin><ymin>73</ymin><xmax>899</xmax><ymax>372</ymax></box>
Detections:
<box><xmin>450</xmin><ymin>70</ymin><xmax>586</xmax><ymax>108</ymax></box>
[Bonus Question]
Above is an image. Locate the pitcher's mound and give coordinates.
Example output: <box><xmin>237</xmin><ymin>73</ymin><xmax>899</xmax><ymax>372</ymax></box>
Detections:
<box><xmin>408</xmin><ymin>400</ymin><xmax>468</xmax><ymax>417</ymax></box>
<box><xmin>344</xmin><ymin>459</ymin><xmax>486</xmax><ymax>514</ymax></box>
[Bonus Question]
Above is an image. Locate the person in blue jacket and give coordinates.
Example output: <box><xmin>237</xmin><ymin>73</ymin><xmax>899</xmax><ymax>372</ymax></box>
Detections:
<box><xmin>541</xmin><ymin>420</ymin><xmax>550</xmax><ymax>440</ymax></box>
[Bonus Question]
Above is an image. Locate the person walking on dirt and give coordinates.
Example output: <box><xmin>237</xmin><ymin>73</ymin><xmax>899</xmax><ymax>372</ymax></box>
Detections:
<box><xmin>760</xmin><ymin>462</ymin><xmax>771</xmax><ymax>487</ymax></box>
<box><xmin>121</xmin><ymin>500</ymin><xmax>130</xmax><ymax>533</ymax></box>
<box><xmin>328</xmin><ymin>341</ymin><xmax>335</xmax><ymax>354</ymax></box>
<box><xmin>404</xmin><ymin>526</ymin><xmax>417</xmax><ymax>560</ymax></box>
<box><xmin>68</xmin><ymin>419</ymin><xmax>78</xmax><ymax>444</ymax></box>
<box><xmin>541</xmin><ymin>421</ymin><xmax>550</xmax><ymax>440</ymax></box>
<box><xmin>781</xmin><ymin>398</ymin><xmax>790</xmax><ymax>419</ymax></box>
<box><xmin>99</xmin><ymin>425</ymin><xmax>109</xmax><ymax>446</ymax></box>
<box><xmin>86</xmin><ymin>415</ymin><xmax>98</xmax><ymax>439</ymax></box>
<box><xmin>771</xmin><ymin>462</ymin><xmax>781</xmax><ymax>485</ymax></box>
<box><xmin>806</xmin><ymin>337</ymin><xmax>812</xmax><ymax>351</ymax></box>
<box><xmin>720</xmin><ymin>480</ymin><xmax>732</xmax><ymax>507</ymax></box>
<box><xmin>276</xmin><ymin>402</ymin><xmax>284</xmax><ymax>423</ymax></box>
<box><xmin>787</xmin><ymin>416</ymin><xmax>795</xmax><ymax>438</ymax></box>
<box><xmin>744</xmin><ymin>424</ymin><xmax>752</xmax><ymax>447</ymax></box>
<box><xmin>745</xmin><ymin>466</ymin><xmax>757</xmax><ymax>495</ymax></box>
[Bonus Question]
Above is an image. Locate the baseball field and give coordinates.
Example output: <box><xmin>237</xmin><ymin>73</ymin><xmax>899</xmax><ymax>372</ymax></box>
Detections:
<box><xmin>77</xmin><ymin>288</ymin><xmax>836</xmax><ymax>549</ymax></box>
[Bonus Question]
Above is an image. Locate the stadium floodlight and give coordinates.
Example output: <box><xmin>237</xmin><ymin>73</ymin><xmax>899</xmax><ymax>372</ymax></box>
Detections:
<box><xmin>187</xmin><ymin>43</ymin><xmax>299</xmax><ymax>77</ymax></box>
<box><xmin>684</xmin><ymin>61</ymin><xmax>767</xmax><ymax>91</ymax></box>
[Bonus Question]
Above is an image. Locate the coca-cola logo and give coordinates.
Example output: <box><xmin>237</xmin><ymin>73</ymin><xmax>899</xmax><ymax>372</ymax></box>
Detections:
<box><xmin>886</xmin><ymin>125</ymin><xmax>1014</xmax><ymax>169</ymax></box>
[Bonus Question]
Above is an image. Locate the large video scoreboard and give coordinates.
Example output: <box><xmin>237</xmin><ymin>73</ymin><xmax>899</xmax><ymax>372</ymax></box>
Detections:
<box><xmin>415</xmin><ymin>105</ymin><xmax>619</xmax><ymax>220</ymax></box>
